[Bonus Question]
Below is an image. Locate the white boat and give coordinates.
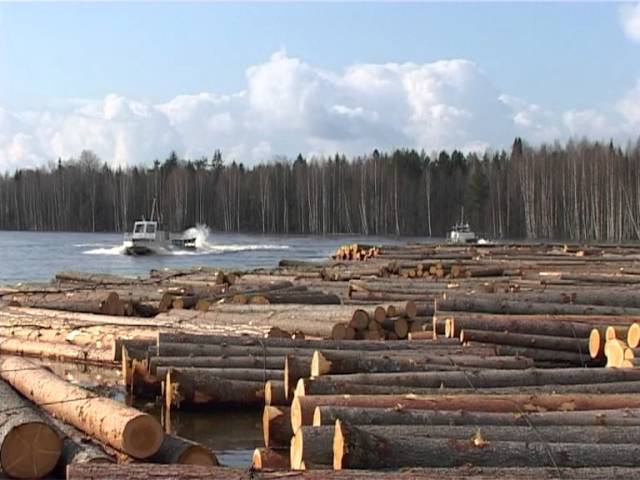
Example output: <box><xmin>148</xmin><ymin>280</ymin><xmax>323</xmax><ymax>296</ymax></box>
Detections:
<box><xmin>448</xmin><ymin>222</ymin><xmax>477</xmax><ymax>244</ymax></box>
<box><xmin>448</xmin><ymin>207</ymin><xmax>478</xmax><ymax>243</ymax></box>
<box><xmin>122</xmin><ymin>201</ymin><xmax>197</xmax><ymax>255</ymax></box>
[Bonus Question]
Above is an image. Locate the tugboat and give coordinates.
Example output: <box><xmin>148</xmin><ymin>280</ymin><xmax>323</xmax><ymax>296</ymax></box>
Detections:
<box><xmin>123</xmin><ymin>200</ymin><xmax>197</xmax><ymax>255</ymax></box>
<box><xmin>448</xmin><ymin>208</ymin><xmax>478</xmax><ymax>244</ymax></box>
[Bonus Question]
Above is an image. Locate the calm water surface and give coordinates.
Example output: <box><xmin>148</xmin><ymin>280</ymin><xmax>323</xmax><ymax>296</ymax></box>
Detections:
<box><xmin>0</xmin><ymin>230</ymin><xmax>421</xmax><ymax>284</ymax></box>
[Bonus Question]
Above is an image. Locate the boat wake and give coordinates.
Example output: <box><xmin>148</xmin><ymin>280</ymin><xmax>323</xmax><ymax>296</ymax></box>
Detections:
<box><xmin>81</xmin><ymin>225</ymin><xmax>290</xmax><ymax>256</ymax></box>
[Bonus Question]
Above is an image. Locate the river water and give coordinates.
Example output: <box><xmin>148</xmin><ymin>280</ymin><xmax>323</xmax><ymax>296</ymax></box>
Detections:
<box><xmin>1</xmin><ymin>229</ymin><xmax>423</xmax><ymax>465</ymax></box>
<box><xmin>0</xmin><ymin>229</ymin><xmax>418</xmax><ymax>284</ymax></box>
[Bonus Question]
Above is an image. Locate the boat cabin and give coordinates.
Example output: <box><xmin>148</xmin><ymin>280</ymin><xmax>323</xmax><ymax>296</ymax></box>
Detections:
<box><xmin>131</xmin><ymin>221</ymin><xmax>161</xmax><ymax>240</ymax></box>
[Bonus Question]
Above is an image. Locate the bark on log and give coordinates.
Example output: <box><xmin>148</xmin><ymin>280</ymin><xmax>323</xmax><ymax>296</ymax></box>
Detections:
<box><xmin>303</xmin><ymin>368</ymin><xmax>640</xmax><ymax>390</ymax></box>
<box><xmin>285</xmin><ymin>355</ymin><xmax>312</xmax><ymax>400</ymax></box>
<box><xmin>291</xmin><ymin>393</ymin><xmax>640</xmax><ymax>431</ymax></box>
<box><xmin>263</xmin><ymin>406</ymin><xmax>292</xmax><ymax>448</ymax></box>
<box><xmin>112</xmin><ymin>339</ymin><xmax>155</xmax><ymax>362</ymax></box>
<box><xmin>265</xmin><ymin>380</ymin><xmax>287</xmax><ymax>406</ymax></box>
<box><xmin>148</xmin><ymin>434</ymin><xmax>218</xmax><ymax>465</ymax></box>
<box><xmin>0</xmin><ymin>379</ymin><xmax>62</xmax><ymax>479</ymax></box>
<box><xmin>0</xmin><ymin>335</ymin><xmax>113</xmax><ymax>365</ymax></box>
<box><xmin>165</xmin><ymin>369</ymin><xmax>264</xmax><ymax>408</ymax></box>
<box><xmin>311</xmin><ymin>350</ymin><xmax>533</xmax><ymax>377</ymax></box>
<box><xmin>149</xmin><ymin>356</ymin><xmax>285</xmax><ymax>375</ymax></box>
<box><xmin>440</xmin><ymin>312</ymin><xmax>631</xmax><ymax>339</ymax></box>
<box><xmin>313</xmin><ymin>406</ymin><xmax>640</xmax><ymax>428</ymax></box>
<box><xmin>0</xmin><ymin>356</ymin><xmax>163</xmax><ymax>459</ymax></box>
<box><xmin>252</xmin><ymin>448</ymin><xmax>289</xmax><ymax>470</ymax></box>
<box><xmin>291</xmin><ymin>426</ymin><xmax>334</xmax><ymax>470</ymax></box>
<box><xmin>10</xmin><ymin>291</ymin><xmax>124</xmax><ymax>316</ymax></box>
<box><xmin>333</xmin><ymin>420</ymin><xmax>640</xmax><ymax>469</ymax></box>
<box><xmin>332</xmin><ymin>423</ymin><xmax>640</xmax><ymax>444</ymax></box>
<box><xmin>436</xmin><ymin>297</ymin><xmax>640</xmax><ymax>316</ymax></box>
<box><xmin>460</xmin><ymin>329</ymin><xmax>590</xmax><ymax>353</ymax></box>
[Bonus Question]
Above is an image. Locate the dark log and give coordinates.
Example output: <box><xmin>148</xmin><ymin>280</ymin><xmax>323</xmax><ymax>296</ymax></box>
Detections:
<box><xmin>310</xmin><ymin>350</ymin><xmax>533</xmax><ymax>376</ymax></box>
<box><xmin>334</xmin><ymin>420</ymin><xmax>640</xmax><ymax>469</ymax></box>
<box><xmin>165</xmin><ymin>369</ymin><xmax>264</xmax><ymax>408</ymax></box>
<box><xmin>291</xmin><ymin>393</ymin><xmax>640</xmax><ymax>431</ymax></box>
<box><xmin>149</xmin><ymin>434</ymin><xmax>218</xmax><ymax>465</ymax></box>
<box><xmin>302</xmin><ymin>368</ymin><xmax>640</xmax><ymax>390</ymax></box>
<box><xmin>313</xmin><ymin>406</ymin><xmax>640</xmax><ymax>428</ymax></box>
<box><xmin>436</xmin><ymin>297</ymin><xmax>640</xmax><ymax>316</ymax></box>
<box><xmin>252</xmin><ymin>448</ymin><xmax>289</xmax><ymax>470</ymax></box>
<box><xmin>291</xmin><ymin>426</ymin><xmax>333</xmax><ymax>469</ymax></box>
<box><xmin>265</xmin><ymin>380</ymin><xmax>287</xmax><ymax>406</ymax></box>
<box><xmin>148</xmin><ymin>356</ymin><xmax>285</xmax><ymax>375</ymax></box>
<box><xmin>460</xmin><ymin>329</ymin><xmax>590</xmax><ymax>353</ymax></box>
<box><xmin>263</xmin><ymin>406</ymin><xmax>292</xmax><ymax>448</ymax></box>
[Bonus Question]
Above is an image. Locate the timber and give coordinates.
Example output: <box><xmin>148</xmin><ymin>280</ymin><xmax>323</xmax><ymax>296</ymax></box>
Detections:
<box><xmin>263</xmin><ymin>406</ymin><xmax>292</xmax><ymax>448</ymax></box>
<box><xmin>0</xmin><ymin>379</ymin><xmax>62</xmax><ymax>479</ymax></box>
<box><xmin>0</xmin><ymin>356</ymin><xmax>163</xmax><ymax>459</ymax></box>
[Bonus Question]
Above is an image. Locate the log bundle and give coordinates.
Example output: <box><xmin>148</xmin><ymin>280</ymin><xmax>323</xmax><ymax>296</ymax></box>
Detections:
<box><xmin>6</xmin><ymin>242</ymin><xmax>640</xmax><ymax>476</ymax></box>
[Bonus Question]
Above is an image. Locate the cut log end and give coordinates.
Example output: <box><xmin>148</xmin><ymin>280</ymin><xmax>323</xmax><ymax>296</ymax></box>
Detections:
<box><xmin>1</xmin><ymin>421</ymin><xmax>62</xmax><ymax>479</ymax></box>
<box><xmin>291</xmin><ymin>428</ymin><xmax>304</xmax><ymax>470</ymax></box>
<box><xmin>374</xmin><ymin>306</ymin><xmax>387</xmax><ymax>323</ymax></box>
<box><xmin>252</xmin><ymin>448</ymin><xmax>289</xmax><ymax>470</ymax></box>
<box><xmin>121</xmin><ymin>414</ymin><xmax>164</xmax><ymax>459</ymax></box>
<box><xmin>311</xmin><ymin>351</ymin><xmax>331</xmax><ymax>378</ymax></box>
<box><xmin>332</xmin><ymin>419</ymin><xmax>346</xmax><ymax>471</ymax></box>
<box><xmin>589</xmin><ymin>329</ymin><xmax>603</xmax><ymax>359</ymax></box>
<box><xmin>628</xmin><ymin>323</ymin><xmax>640</xmax><ymax>349</ymax></box>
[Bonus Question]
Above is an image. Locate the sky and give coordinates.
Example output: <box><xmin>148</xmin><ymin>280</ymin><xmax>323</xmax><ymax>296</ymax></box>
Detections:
<box><xmin>0</xmin><ymin>1</ymin><xmax>639</xmax><ymax>171</ymax></box>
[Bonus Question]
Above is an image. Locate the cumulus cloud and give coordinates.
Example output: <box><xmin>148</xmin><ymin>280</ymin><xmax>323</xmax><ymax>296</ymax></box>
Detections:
<box><xmin>621</xmin><ymin>3</ymin><xmax>640</xmax><ymax>43</ymax></box>
<box><xmin>0</xmin><ymin>50</ymin><xmax>636</xmax><ymax>172</ymax></box>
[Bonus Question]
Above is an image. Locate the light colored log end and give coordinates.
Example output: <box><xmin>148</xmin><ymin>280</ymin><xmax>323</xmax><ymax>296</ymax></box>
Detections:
<box><xmin>122</xmin><ymin>413</ymin><xmax>164</xmax><ymax>459</ymax></box>
<box><xmin>311</xmin><ymin>351</ymin><xmax>331</xmax><ymax>378</ymax></box>
<box><xmin>1</xmin><ymin>421</ymin><xmax>61</xmax><ymax>479</ymax></box>
<box><xmin>332</xmin><ymin>419</ymin><xmax>345</xmax><ymax>471</ymax></box>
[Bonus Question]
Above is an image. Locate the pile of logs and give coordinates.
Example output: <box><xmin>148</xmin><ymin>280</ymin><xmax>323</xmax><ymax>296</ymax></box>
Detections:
<box><xmin>6</xmin><ymin>241</ymin><xmax>640</xmax><ymax>477</ymax></box>
<box><xmin>0</xmin><ymin>355</ymin><xmax>218</xmax><ymax>479</ymax></box>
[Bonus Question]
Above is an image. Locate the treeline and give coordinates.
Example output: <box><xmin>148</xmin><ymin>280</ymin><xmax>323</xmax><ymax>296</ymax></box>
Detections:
<box><xmin>1</xmin><ymin>138</ymin><xmax>640</xmax><ymax>241</ymax></box>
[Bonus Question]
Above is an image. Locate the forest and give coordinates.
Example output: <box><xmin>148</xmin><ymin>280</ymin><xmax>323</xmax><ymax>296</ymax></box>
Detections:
<box><xmin>1</xmin><ymin>138</ymin><xmax>639</xmax><ymax>241</ymax></box>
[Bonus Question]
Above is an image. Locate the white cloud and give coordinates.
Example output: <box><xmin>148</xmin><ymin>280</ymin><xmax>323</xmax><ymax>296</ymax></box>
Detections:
<box><xmin>621</xmin><ymin>3</ymin><xmax>640</xmax><ymax>43</ymax></box>
<box><xmin>0</xmin><ymin>51</ymin><xmax>637</xmax><ymax>172</ymax></box>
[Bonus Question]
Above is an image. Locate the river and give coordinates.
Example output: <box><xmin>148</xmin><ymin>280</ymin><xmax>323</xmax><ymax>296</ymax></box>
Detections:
<box><xmin>0</xmin><ymin>229</ymin><xmax>421</xmax><ymax>284</ymax></box>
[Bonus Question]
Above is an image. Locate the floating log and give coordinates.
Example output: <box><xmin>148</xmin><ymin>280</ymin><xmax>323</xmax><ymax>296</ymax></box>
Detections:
<box><xmin>0</xmin><ymin>356</ymin><xmax>163</xmax><ymax>459</ymax></box>
<box><xmin>165</xmin><ymin>369</ymin><xmax>264</xmax><ymax>408</ymax></box>
<box><xmin>149</xmin><ymin>434</ymin><xmax>218</xmax><ymax>465</ymax></box>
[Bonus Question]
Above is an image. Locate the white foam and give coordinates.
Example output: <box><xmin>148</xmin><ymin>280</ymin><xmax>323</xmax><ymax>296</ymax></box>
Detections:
<box><xmin>84</xmin><ymin>245</ymin><xmax>127</xmax><ymax>255</ymax></box>
<box><xmin>81</xmin><ymin>224</ymin><xmax>290</xmax><ymax>256</ymax></box>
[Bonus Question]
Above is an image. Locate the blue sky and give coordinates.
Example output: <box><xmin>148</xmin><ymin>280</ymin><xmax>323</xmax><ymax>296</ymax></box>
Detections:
<box><xmin>0</xmin><ymin>2</ymin><xmax>639</xmax><ymax>170</ymax></box>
